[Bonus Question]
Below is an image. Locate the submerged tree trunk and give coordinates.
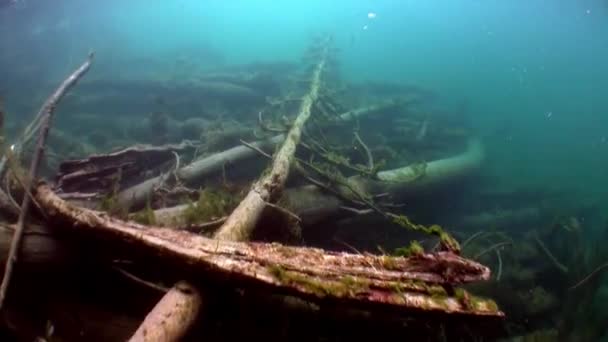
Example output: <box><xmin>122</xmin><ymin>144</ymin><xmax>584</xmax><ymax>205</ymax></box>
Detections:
<box><xmin>34</xmin><ymin>183</ymin><xmax>501</xmax><ymax>318</ymax></box>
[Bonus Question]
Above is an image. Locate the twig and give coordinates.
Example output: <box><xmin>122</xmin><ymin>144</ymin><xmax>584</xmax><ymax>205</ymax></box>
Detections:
<box><xmin>0</xmin><ymin>52</ymin><xmax>93</xmax><ymax>311</ymax></box>
<box><xmin>265</xmin><ymin>201</ymin><xmax>301</xmax><ymax>223</ymax></box>
<box><xmin>113</xmin><ymin>266</ymin><xmax>169</xmax><ymax>293</ymax></box>
<box><xmin>473</xmin><ymin>242</ymin><xmax>511</xmax><ymax>260</ymax></box>
<box><xmin>569</xmin><ymin>262</ymin><xmax>608</xmax><ymax>290</ymax></box>
<box><xmin>332</xmin><ymin>237</ymin><xmax>377</xmax><ymax>272</ymax></box>
<box><xmin>354</xmin><ymin>131</ymin><xmax>374</xmax><ymax>172</ymax></box>
<box><xmin>258</xmin><ymin>110</ymin><xmax>287</xmax><ymax>133</ymax></box>
<box><xmin>339</xmin><ymin>206</ymin><xmax>373</xmax><ymax>215</ymax></box>
<box><xmin>462</xmin><ymin>231</ymin><xmax>486</xmax><ymax>249</ymax></box>
<box><xmin>3</xmin><ymin>152</ymin><xmax>48</xmax><ymax>220</ymax></box>
<box><xmin>495</xmin><ymin>249</ymin><xmax>502</xmax><ymax>281</ymax></box>
<box><xmin>533</xmin><ymin>233</ymin><xmax>569</xmax><ymax>274</ymax></box>
<box><xmin>184</xmin><ymin>216</ymin><xmax>227</xmax><ymax>233</ymax></box>
<box><xmin>240</xmin><ymin>139</ymin><xmax>272</xmax><ymax>159</ymax></box>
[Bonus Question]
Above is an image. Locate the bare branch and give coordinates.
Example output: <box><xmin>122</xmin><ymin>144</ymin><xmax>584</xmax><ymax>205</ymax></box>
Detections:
<box><xmin>0</xmin><ymin>52</ymin><xmax>94</xmax><ymax>311</ymax></box>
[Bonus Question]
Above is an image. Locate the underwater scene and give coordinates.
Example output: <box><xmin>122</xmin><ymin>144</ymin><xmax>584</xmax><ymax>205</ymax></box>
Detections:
<box><xmin>0</xmin><ymin>0</ymin><xmax>607</xmax><ymax>341</ymax></box>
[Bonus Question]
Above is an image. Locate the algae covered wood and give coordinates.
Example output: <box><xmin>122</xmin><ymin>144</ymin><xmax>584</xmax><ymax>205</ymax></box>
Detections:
<box><xmin>35</xmin><ymin>183</ymin><xmax>502</xmax><ymax>318</ymax></box>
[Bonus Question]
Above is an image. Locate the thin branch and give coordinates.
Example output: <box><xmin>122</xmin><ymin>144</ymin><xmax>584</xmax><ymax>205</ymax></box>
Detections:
<box><xmin>462</xmin><ymin>231</ymin><xmax>486</xmax><ymax>249</ymax></box>
<box><xmin>354</xmin><ymin>131</ymin><xmax>374</xmax><ymax>172</ymax></box>
<box><xmin>113</xmin><ymin>266</ymin><xmax>169</xmax><ymax>293</ymax></box>
<box><xmin>473</xmin><ymin>242</ymin><xmax>511</xmax><ymax>260</ymax></box>
<box><xmin>495</xmin><ymin>249</ymin><xmax>503</xmax><ymax>281</ymax></box>
<box><xmin>258</xmin><ymin>110</ymin><xmax>287</xmax><ymax>133</ymax></box>
<box><xmin>533</xmin><ymin>233</ymin><xmax>568</xmax><ymax>274</ymax></box>
<box><xmin>338</xmin><ymin>206</ymin><xmax>373</xmax><ymax>215</ymax></box>
<box><xmin>569</xmin><ymin>262</ymin><xmax>608</xmax><ymax>290</ymax></box>
<box><xmin>183</xmin><ymin>216</ymin><xmax>227</xmax><ymax>233</ymax></box>
<box><xmin>0</xmin><ymin>52</ymin><xmax>94</xmax><ymax>311</ymax></box>
<box><xmin>264</xmin><ymin>201</ymin><xmax>301</xmax><ymax>223</ymax></box>
<box><xmin>240</xmin><ymin>139</ymin><xmax>273</xmax><ymax>159</ymax></box>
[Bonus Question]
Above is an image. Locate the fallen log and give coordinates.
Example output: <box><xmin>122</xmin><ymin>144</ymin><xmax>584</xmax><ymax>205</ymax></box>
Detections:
<box><xmin>117</xmin><ymin>99</ymin><xmax>402</xmax><ymax>210</ymax></box>
<box><xmin>146</xmin><ymin>138</ymin><xmax>484</xmax><ymax>229</ymax></box>
<box><xmin>359</xmin><ymin>138</ymin><xmax>484</xmax><ymax>196</ymax></box>
<box><xmin>34</xmin><ymin>183</ymin><xmax>502</xmax><ymax>318</ymax></box>
<box><xmin>213</xmin><ymin>36</ymin><xmax>330</xmax><ymax>241</ymax></box>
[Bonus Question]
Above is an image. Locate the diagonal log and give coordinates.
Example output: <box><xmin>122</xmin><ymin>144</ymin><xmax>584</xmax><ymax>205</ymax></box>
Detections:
<box><xmin>213</xmin><ymin>37</ymin><xmax>331</xmax><ymax>241</ymax></box>
<box><xmin>34</xmin><ymin>183</ymin><xmax>502</xmax><ymax>318</ymax></box>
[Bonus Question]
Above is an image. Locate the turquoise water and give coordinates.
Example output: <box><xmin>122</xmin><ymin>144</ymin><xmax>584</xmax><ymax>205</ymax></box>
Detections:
<box><xmin>2</xmin><ymin>1</ymin><xmax>607</xmax><ymax>194</ymax></box>
<box><xmin>1</xmin><ymin>0</ymin><xmax>607</xmax><ymax>340</ymax></box>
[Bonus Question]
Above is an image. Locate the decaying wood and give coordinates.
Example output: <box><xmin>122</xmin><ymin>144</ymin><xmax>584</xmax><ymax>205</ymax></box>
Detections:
<box><xmin>55</xmin><ymin>142</ymin><xmax>196</xmax><ymax>195</ymax></box>
<box><xmin>129</xmin><ymin>281</ymin><xmax>202</xmax><ymax>342</ymax></box>
<box><xmin>34</xmin><ymin>183</ymin><xmax>502</xmax><ymax>318</ymax></box>
<box><xmin>0</xmin><ymin>53</ymin><xmax>94</xmax><ymax>311</ymax></box>
<box><xmin>214</xmin><ymin>37</ymin><xmax>331</xmax><ymax>242</ymax></box>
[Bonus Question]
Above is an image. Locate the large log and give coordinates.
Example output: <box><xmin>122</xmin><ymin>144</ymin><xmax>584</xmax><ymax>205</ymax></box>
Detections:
<box><xmin>34</xmin><ymin>183</ymin><xmax>502</xmax><ymax>319</ymax></box>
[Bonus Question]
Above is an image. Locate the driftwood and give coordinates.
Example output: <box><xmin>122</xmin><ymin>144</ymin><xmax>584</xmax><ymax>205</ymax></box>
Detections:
<box><xmin>0</xmin><ymin>53</ymin><xmax>94</xmax><ymax>310</ymax></box>
<box><xmin>34</xmin><ymin>183</ymin><xmax>501</xmax><ymax>318</ymax></box>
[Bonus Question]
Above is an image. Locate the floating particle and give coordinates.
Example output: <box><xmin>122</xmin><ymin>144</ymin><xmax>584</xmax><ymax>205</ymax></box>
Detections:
<box><xmin>368</xmin><ymin>12</ymin><xmax>377</xmax><ymax>19</ymax></box>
